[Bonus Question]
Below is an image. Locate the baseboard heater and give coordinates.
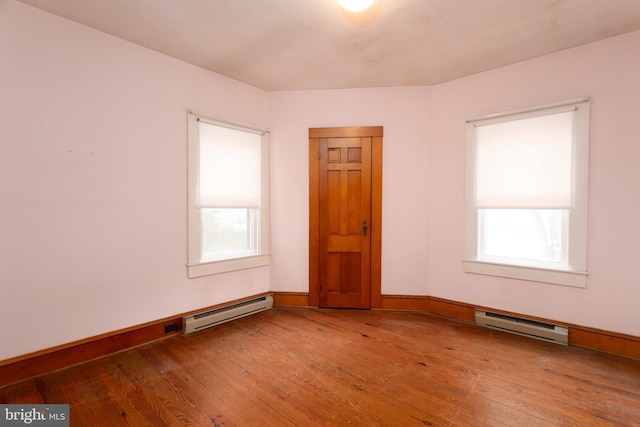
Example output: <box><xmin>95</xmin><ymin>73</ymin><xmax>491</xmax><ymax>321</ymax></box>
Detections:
<box><xmin>475</xmin><ymin>310</ymin><xmax>568</xmax><ymax>346</ymax></box>
<box><xmin>183</xmin><ymin>294</ymin><xmax>273</xmax><ymax>334</ymax></box>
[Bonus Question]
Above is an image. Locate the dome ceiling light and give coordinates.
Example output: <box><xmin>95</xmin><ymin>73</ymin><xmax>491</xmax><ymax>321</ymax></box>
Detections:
<box><xmin>338</xmin><ymin>0</ymin><xmax>376</xmax><ymax>13</ymax></box>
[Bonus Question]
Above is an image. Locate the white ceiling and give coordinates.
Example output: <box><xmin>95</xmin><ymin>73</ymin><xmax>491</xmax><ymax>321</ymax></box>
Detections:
<box><xmin>17</xmin><ymin>0</ymin><xmax>640</xmax><ymax>91</ymax></box>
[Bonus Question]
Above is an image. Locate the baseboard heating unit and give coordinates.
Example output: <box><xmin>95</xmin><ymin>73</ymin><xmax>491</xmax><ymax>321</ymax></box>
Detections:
<box><xmin>475</xmin><ymin>310</ymin><xmax>568</xmax><ymax>345</ymax></box>
<box><xmin>183</xmin><ymin>294</ymin><xmax>273</xmax><ymax>334</ymax></box>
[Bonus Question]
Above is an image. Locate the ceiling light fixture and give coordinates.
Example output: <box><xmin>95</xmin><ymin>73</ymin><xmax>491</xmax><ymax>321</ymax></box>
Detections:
<box><xmin>338</xmin><ymin>0</ymin><xmax>376</xmax><ymax>13</ymax></box>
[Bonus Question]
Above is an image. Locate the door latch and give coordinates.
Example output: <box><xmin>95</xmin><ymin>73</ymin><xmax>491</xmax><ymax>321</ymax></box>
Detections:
<box><xmin>362</xmin><ymin>220</ymin><xmax>368</xmax><ymax>236</ymax></box>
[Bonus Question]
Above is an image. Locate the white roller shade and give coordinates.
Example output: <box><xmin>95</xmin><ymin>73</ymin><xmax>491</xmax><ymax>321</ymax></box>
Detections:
<box><xmin>475</xmin><ymin>111</ymin><xmax>574</xmax><ymax>208</ymax></box>
<box><xmin>197</xmin><ymin>121</ymin><xmax>261</xmax><ymax>208</ymax></box>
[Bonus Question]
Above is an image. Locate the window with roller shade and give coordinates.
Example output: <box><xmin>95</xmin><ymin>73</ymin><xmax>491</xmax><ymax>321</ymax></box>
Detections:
<box><xmin>463</xmin><ymin>98</ymin><xmax>590</xmax><ymax>287</ymax></box>
<box><xmin>187</xmin><ymin>112</ymin><xmax>270</xmax><ymax>278</ymax></box>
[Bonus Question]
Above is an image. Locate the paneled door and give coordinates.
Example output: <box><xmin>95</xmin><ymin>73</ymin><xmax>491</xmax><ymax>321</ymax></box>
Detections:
<box><xmin>309</xmin><ymin>127</ymin><xmax>383</xmax><ymax>309</ymax></box>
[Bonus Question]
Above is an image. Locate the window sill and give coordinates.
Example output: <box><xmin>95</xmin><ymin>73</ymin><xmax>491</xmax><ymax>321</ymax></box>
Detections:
<box><xmin>463</xmin><ymin>260</ymin><xmax>587</xmax><ymax>288</ymax></box>
<box><xmin>188</xmin><ymin>254</ymin><xmax>270</xmax><ymax>278</ymax></box>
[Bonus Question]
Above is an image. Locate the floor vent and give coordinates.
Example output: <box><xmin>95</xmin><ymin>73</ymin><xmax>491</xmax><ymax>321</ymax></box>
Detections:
<box><xmin>475</xmin><ymin>310</ymin><xmax>568</xmax><ymax>345</ymax></box>
<box><xmin>183</xmin><ymin>294</ymin><xmax>273</xmax><ymax>334</ymax></box>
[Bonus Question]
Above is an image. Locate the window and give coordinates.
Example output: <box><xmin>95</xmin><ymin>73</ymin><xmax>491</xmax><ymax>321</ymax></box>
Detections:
<box><xmin>464</xmin><ymin>98</ymin><xmax>590</xmax><ymax>287</ymax></box>
<box><xmin>187</xmin><ymin>111</ymin><xmax>270</xmax><ymax>278</ymax></box>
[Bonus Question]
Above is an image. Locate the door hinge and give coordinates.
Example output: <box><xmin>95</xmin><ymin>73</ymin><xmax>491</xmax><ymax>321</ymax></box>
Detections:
<box><xmin>317</xmin><ymin>283</ymin><xmax>321</xmax><ymax>293</ymax></box>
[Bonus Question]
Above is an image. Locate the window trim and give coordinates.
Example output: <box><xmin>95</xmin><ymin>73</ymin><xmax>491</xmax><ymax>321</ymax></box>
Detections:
<box><xmin>462</xmin><ymin>260</ymin><xmax>587</xmax><ymax>287</ymax></box>
<box><xmin>187</xmin><ymin>111</ymin><xmax>270</xmax><ymax>278</ymax></box>
<box><xmin>464</xmin><ymin>98</ymin><xmax>590</xmax><ymax>287</ymax></box>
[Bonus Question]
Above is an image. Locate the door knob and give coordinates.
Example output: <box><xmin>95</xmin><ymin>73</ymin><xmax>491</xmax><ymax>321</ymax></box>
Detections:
<box><xmin>362</xmin><ymin>220</ymin><xmax>368</xmax><ymax>236</ymax></box>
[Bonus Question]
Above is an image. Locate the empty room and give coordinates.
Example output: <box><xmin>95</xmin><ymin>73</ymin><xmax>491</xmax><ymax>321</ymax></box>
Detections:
<box><xmin>1</xmin><ymin>0</ymin><xmax>640</xmax><ymax>425</ymax></box>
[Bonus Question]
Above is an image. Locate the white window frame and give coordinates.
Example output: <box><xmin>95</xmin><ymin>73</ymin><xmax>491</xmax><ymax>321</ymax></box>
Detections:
<box><xmin>187</xmin><ymin>111</ymin><xmax>270</xmax><ymax>278</ymax></box>
<box><xmin>463</xmin><ymin>98</ymin><xmax>590</xmax><ymax>287</ymax></box>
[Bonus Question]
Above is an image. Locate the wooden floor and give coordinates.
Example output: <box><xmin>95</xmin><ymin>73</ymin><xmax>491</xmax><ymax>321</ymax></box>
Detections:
<box><xmin>2</xmin><ymin>308</ymin><xmax>640</xmax><ymax>426</ymax></box>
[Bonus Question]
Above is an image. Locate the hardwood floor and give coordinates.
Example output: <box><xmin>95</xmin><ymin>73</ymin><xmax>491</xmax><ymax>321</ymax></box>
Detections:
<box><xmin>2</xmin><ymin>308</ymin><xmax>639</xmax><ymax>426</ymax></box>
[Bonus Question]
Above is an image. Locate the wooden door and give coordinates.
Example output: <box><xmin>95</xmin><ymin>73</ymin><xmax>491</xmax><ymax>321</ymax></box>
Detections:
<box><xmin>309</xmin><ymin>127</ymin><xmax>383</xmax><ymax>309</ymax></box>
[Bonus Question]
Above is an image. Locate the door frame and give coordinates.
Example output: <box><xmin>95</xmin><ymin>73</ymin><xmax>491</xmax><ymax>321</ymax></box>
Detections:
<box><xmin>309</xmin><ymin>126</ymin><xmax>383</xmax><ymax>308</ymax></box>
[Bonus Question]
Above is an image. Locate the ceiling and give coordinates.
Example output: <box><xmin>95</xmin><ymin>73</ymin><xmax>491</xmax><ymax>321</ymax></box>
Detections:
<box><xmin>17</xmin><ymin>0</ymin><xmax>640</xmax><ymax>91</ymax></box>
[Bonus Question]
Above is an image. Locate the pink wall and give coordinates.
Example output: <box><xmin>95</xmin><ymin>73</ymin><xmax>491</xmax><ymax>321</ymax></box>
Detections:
<box><xmin>0</xmin><ymin>1</ymin><xmax>270</xmax><ymax>360</ymax></box>
<box><xmin>270</xmin><ymin>31</ymin><xmax>640</xmax><ymax>337</ymax></box>
<box><xmin>3</xmin><ymin>0</ymin><xmax>639</xmax><ymax>361</ymax></box>
<box><xmin>428</xmin><ymin>31</ymin><xmax>640</xmax><ymax>336</ymax></box>
<box><xmin>269</xmin><ymin>87</ymin><xmax>432</xmax><ymax>296</ymax></box>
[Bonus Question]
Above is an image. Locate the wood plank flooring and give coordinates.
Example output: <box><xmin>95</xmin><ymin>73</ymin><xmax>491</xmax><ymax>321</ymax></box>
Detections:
<box><xmin>2</xmin><ymin>308</ymin><xmax>639</xmax><ymax>426</ymax></box>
